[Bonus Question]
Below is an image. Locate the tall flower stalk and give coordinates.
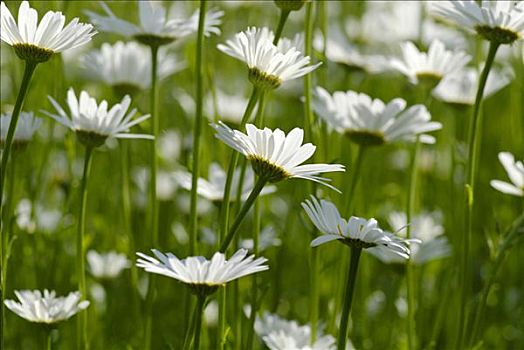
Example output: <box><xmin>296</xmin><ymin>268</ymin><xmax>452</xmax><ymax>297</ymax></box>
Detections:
<box><xmin>457</xmin><ymin>41</ymin><xmax>500</xmax><ymax>350</ymax></box>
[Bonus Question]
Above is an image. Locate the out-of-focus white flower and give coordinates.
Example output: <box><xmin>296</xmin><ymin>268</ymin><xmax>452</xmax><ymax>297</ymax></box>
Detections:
<box><xmin>433</xmin><ymin>66</ymin><xmax>514</xmax><ymax>106</ymax></box>
<box><xmin>1</xmin><ymin>1</ymin><xmax>96</xmax><ymax>62</ymax></box>
<box><xmin>81</xmin><ymin>41</ymin><xmax>185</xmax><ymax>92</ymax></box>
<box><xmin>4</xmin><ymin>289</ymin><xmax>89</xmax><ymax>324</ymax></box>
<box><xmin>1</xmin><ymin>111</ymin><xmax>41</xmax><ymax>144</ymax></box>
<box><xmin>15</xmin><ymin>198</ymin><xmax>62</xmax><ymax>234</ymax></box>
<box><xmin>132</xmin><ymin>167</ymin><xmax>178</xmax><ymax>202</ymax></box>
<box><xmin>204</xmin><ymin>300</ymin><xmax>219</xmax><ymax>326</ymax></box>
<box><xmin>490</xmin><ymin>152</ymin><xmax>524</xmax><ymax>197</ymax></box>
<box><xmin>174</xmin><ymin>162</ymin><xmax>275</xmax><ymax>202</ymax></box>
<box><xmin>390</xmin><ymin>39</ymin><xmax>471</xmax><ymax>86</ymax></box>
<box><xmin>158</xmin><ymin>130</ymin><xmax>182</xmax><ymax>163</ymax></box>
<box><xmin>87</xmin><ymin>250</ymin><xmax>130</xmax><ymax>279</ymax></box>
<box><xmin>313</xmin><ymin>87</ymin><xmax>441</xmax><ymax>145</ymax></box>
<box><xmin>240</xmin><ymin>226</ymin><xmax>281</xmax><ymax>252</ymax></box>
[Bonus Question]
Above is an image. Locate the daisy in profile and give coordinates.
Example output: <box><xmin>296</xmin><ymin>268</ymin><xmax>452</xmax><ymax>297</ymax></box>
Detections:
<box><xmin>217</xmin><ymin>27</ymin><xmax>321</xmax><ymax>90</ymax></box>
<box><xmin>430</xmin><ymin>1</ymin><xmax>524</xmax><ymax>44</ymax></box>
<box><xmin>312</xmin><ymin>87</ymin><xmax>441</xmax><ymax>146</ymax></box>
<box><xmin>86</xmin><ymin>1</ymin><xmax>223</xmax><ymax>47</ymax></box>
<box><xmin>4</xmin><ymin>289</ymin><xmax>89</xmax><ymax>324</ymax></box>
<box><xmin>390</xmin><ymin>39</ymin><xmax>471</xmax><ymax>87</ymax></box>
<box><xmin>0</xmin><ymin>112</ymin><xmax>41</xmax><ymax>146</ymax></box>
<box><xmin>432</xmin><ymin>66</ymin><xmax>514</xmax><ymax>107</ymax></box>
<box><xmin>490</xmin><ymin>152</ymin><xmax>524</xmax><ymax>197</ymax></box>
<box><xmin>174</xmin><ymin>162</ymin><xmax>276</xmax><ymax>202</ymax></box>
<box><xmin>0</xmin><ymin>1</ymin><xmax>96</xmax><ymax>63</ymax></box>
<box><xmin>211</xmin><ymin>122</ymin><xmax>344</xmax><ymax>189</ymax></box>
<box><xmin>137</xmin><ymin>248</ymin><xmax>268</xmax><ymax>296</ymax></box>
<box><xmin>42</xmin><ymin>88</ymin><xmax>152</xmax><ymax>148</ymax></box>
<box><xmin>81</xmin><ymin>41</ymin><xmax>185</xmax><ymax>96</ymax></box>
<box><xmin>87</xmin><ymin>250</ymin><xmax>130</xmax><ymax>279</ymax></box>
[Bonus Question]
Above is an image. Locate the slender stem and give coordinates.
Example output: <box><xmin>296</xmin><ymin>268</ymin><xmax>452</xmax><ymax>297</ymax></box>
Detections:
<box><xmin>144</xmin><ymin>44</ymin><xmax>160</xmax><ymax>350</ymax></box>
<box><xmin>469</xmin><ymin>213</ymin><xmax>524</xmax><ymax>347</ymax></box>
<box><xmin>303</xmin><ymin>1</ymin><xmax>315</xmax><ymax>141</ymax></box>
<box><xmin>406</xmin><ymin>139</ymin><xmax>420</xmax><ymax>350</ymax></box>
<box><xmin>77</xmin><ymin>146</ymin><xmax>94</xmax><ymax>350</ymax></box>
<box><xmin>456</xmin><ymin>40</ymin><xmax>500</xmax><ymax>350</ymax></box>
<box><xmin>46</xmin><ymin>328</ymin><xmax>53</xmax><ymax>350</ymax></box>
<box><xmin>192</xmin><ymin>296</ymin><xmax>206</xmax><ymax>350</ymax></box>
<box><xmin>273</xmin><ymin>9</ymin><xmax>290</xmax><ymax>45</ymax></box>
<box><xmin>336</xmin><ymin>246</ymin><xmax>362</xmax><ymax>350</ymax></box>
<box><xmin>189</xmin><ymin>0</ymin><xmax>208</xmax><ymax>256</ymax></box>
<box><xmin>220</xmin><ymin>176</ymin><xmax>268</xmax><ymax>253</ymax></box>
<box><xmin>183</xmin><ymin>300</ymin><xmax>198</xmax><ymax>350</ymax></box>
<box><xmin>245</xmin><ymin>199</ymin><xmax>261</xmax><ymax>350</ymax></box>
<box><xmin>344</xmin><ymin>145</ymin><xmax>366</xmax><ymax>216</ymax></box>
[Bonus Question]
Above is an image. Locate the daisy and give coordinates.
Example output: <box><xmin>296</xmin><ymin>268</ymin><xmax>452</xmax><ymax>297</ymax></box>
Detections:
<box><xmin>87</xmin><ymin>250</ymin><xmax>130</xmax><ymax>279</ymax></box>
<box><xmin>211</xmin><ymin>122</ymin><xmax>345</xmax><ymax>189</ymax></box>
<box><xmin>42</xmin><ymin>88</ymin><xmax>152</xmax><ymax>148</ymax></box>
<box><xmin>0</xmin><ymin>111</ymin><xmax>41</xmax><ymax>145</ymax></box>
<box><xmin>4</xmin><ymin>289</ymin><xmax>89</xmax><ymax>324</ymax></box>
<box><xmin>217</xmin><ymin>27</ymin><xmax>321</xmax><ymax>90</ymax></box>
<box><xmin>302</xmin><ymin>196</ymin><xmax>414</xmax><ymax>259</ymax></box>
<box><xmin>136</xmin><ymin>248</ymin><xmax>268</xmax><ymax>296</ymax></box>
<box><xmin>312</xmin><ymin>87</ymin><xmax>442</xmax><ymax>146</ymax></box>
<box><xmin>81</xmin><ymin>41</ymin><xmax>185</xmax><ymax>95</ymax></box>
<box><xmin>430</xmin><ymin>1</ymin><xmax>524</xmax><ymax>44</ymax></box>
<box><xmin>86</xmin><ymin>1</ymin><xmax>223</xmax><ymax>47</ymax></box>
<box><xmin>390</xmin><ymin>39</ymin><xmax>471</xmax><ymax>86</ymax></box>
<box><xmin>432</xmin><ymin>66</ymin><xmax>514</xmax><ymax>106</ymax></box>
<box><xmin>490</xmin><ymin>152</ymin><xmax>524</xmax><ymax>197</ymax></box>
<box><xmin>1</xmin><ymin>1</ymin><xmax>96</xmax><ymax>62</ymax></box>
<box><xmin>369</xmin><ymin>212</ymin><xmax>451</xmax><ymax>265</ymax></box>
<box><xmin>174</xmin><ymin>162</ymin><xmax>276</xmax><ymax>202</ymax></box>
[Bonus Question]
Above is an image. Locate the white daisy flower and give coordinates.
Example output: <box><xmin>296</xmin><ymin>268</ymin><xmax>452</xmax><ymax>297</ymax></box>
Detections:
<box><xmin>4</xmin><ymin>289</ymin><xmax>89</xmax><ymax>324</ymax></box>
<box><xmin>255</xmin><ymin>312</ymin><xmax>348</xmax><ymax>350</ymax></box>
<box><xmin>81</xmin><ymin>41</ymin><xmax>185</xmax><ymax>95</ymax></box>
<box><xmin>490</xmin><ymin>152</ymin><xmax>524</xmax><ymax>197</ymax></box>
<box><xmin>390</xmin><ymin>39</ymin><xmax>471</xmax><ymax>86</ymax></box>
<box><xmin>369</xmin><ymin>212</ymin><xmax>451</xmax><ymax>265</ymax></box>
<box><xmin>1</xmin><ymin>111</ymin><xmax>40</xmax><ymax>144</ymax></box>
<box><xmin>1</xmin><ymin>1</ymin><xmax>96</xmax><ymax>62</ymax></box>
<box><xmin>87</xmin><ymin>250</ymin><xmax>130</xmax><ymax>279</ymax></box>
<box><xmin>432</xmin><ymin>66</ymin><xmax>514</xmax><ymax>106</ymax></box>
<box><xmin>430</xmin><ymin>1</ymin><xmax>524</xmax><ymax>44</ymax></box>
<box><xmin>217</xmin><ymin>27</ymin><xmax>321</xmax><ymax>90</ymax></box>
<box><xmin>302</xmin><ymin>196</ymin><xmax>414</xmax><ymax>259</ymax></box>
<box><xmin>86</xmin><ymin>1</ymin><xmax>223</xmax><ymax>47</ymax></box>
<box><xmin>42</xmin><ymin>88</ymin><xmax>152</xmax><ymax>148</ymax></box>
<box><xmin>312</xmin><ymin>87</ymin><xmax>442</xmax><ymax>145</ymax></box>
<box><xmin>211</xmin><ymin>122</ymin><xmax>345</xmax><ymax>190</ymax></box>
<box><xmin>174</xmin><ymin>162</ymin><xmax>276</xmax><ymax>202</ymax></box>
<box><xmin>136</xmin><ymin>248</ymin><xmax>268</xmax><ymax>296</ymax></box>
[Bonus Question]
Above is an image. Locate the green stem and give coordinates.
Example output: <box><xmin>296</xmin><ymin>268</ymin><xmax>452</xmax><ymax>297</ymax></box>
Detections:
<box><xmin>273</xmin><ymin>10</ymin><xmax>290</xmax><ymax>45</ymax></box>
<box><xmin>183</xmin><ymin>300</ymin><xmax>198</xmax><ymax>350</ymax></box>
<box><xmin>192</xmin><ymin>296</ymin><xmax>206</xmax><ymax>350</ymax></box>
<box><xmin>77</xmin><ymin>146</ymin><xmax>93</xmax><ymax>350</ymax></box>
<box><xmin>303</xmin><ymin>1</ymin><xmax>315</xmax><ymax>141</ymax></box>
<box><xmin>456</xmin><ymin>40</ymin><xmax>500</xmax><ymax>350</ymax></box>
<box><xmin>46</xmin><ymin>327</ymin><xmax>53</xmax><ymax>350</ymax></box>
<box><xmin>189</xmin><ymin>0</ymin><xmax>208</xmax><ymax>256</ymax></box>
<box><xmin>144</xmin><ymin>43</ymin><xmax>160</xmax><ymax>350</ymax></box>
<box><xmin>344</xmin><ymin>145</ymin><xmax>366</xmax><ymax>216</ymax></box>
<box><xmin>406</xmin><ymin>139</ymin><xmax>420</xmax><ymax>350</ymax></box>
<box><xmin>310</xmin><ymin>246</ymin><xmax>319</xmax><ymax>343</ymax></box>
<box><xmin>245</xmin><ymin>199</ymin><xmax>261</xmax><ymax>350</ymax></box>
<box><xmin>468</xmin><ymin>213</ymin><xmax>524</xmax><ymax>347</ymax></box>
<box><xmin>336</xmin><ymin>246</ymin><xmax>362</xmax><ymax>350</ymax></box>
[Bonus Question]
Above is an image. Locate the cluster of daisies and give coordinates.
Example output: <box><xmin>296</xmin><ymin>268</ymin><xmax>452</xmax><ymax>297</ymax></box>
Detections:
<box><xmin>1</xmin><ymin>1</ymin><xmax>523</xmax><ymax>350</ymax></box>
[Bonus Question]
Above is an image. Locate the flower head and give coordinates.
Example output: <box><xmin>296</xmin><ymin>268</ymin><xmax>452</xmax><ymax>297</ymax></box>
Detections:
<box><xmin>302</xmin><ymin>196</ymin><xmax>413</xmax><ymax>259</ymax></box>
<box><xmin>86</xmin><ymin>1</ymin><xmax>223</xmax><ymax>47</ymax></box>
<box><xmin>217</xmin><ymin>27</ymin><xmax>321</xmax><ymax>90</ymax></box>
<box><xmin>43</xmin><ymin>88</ymin><xmax>152</xmax><ymax>147</ymax></box>
<box><xmin>313</xmin><ymin>87</ymin><xmax>442</xmax><ymax>145</ymax></box>
<box><xmin>211</xmin><ymin>122</ymin><xmax>344</xmax><ymax>190</ymax></box>
<box><xmin>136</xmin><ymin>248</ymin><xmax>268</xmax><ymax>296</ymax></box>
<box><xmin>174</xmin><ymin>162</ymin><xmax>276</xmax><ymax>202</ymax></box>
<box><xmin>1</xmin><ymin>1</ymin><xmax>96</xmax><ymax>62</ymax></box>
<box><xmin>81</xmin><ymin>41</ymin><xmax>185</xmax><ymax>95</ymax></box>
<box><xmin>87</xmin><ymin>250</ymin><xmax>130</xmax><ymax>279</ymax></box>
<box><xmin>431</xmin><ymin>1</ymin><xmax>524</xmax><ymax>44</ymax></box>
<box><xmin>1</xmin><ymin>111</ymin><xmax>41</xmax><ymax>145</ymax></box>
<box><xmin>4</xmin><ymin>289</ymin><xmax>89</xmax><ymax>324</ymax></box>
<box><xmin>390</xmin><ymin>39</ymin><xmax>471</xmax><ymax>87</ymax></box>
<box><xmin>490</xmin><ymin>152</ymin><xmax>524</xmax><ymax>197</ymax></box>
